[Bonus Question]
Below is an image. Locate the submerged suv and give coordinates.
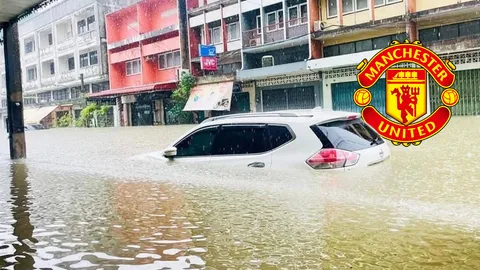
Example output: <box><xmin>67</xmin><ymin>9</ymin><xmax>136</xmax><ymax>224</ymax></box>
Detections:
<box><xmin>162</xmin><ymin>108</ymin><xmax>391</xmax><ymax>171</ymax></box>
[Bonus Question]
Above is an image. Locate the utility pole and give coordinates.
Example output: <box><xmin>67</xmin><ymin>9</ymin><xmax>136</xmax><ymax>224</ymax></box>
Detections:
<box><xmin>80</xmin><ymin>73</ymin><xmax>87</xmax><ymax>106</ymax></box>
<box><xmin>177</xmin><ymin>0</ymin><xmax>190</xmax><ymax>70</ymax></box>
<box><xmin>3</xmin><ymin>21</ymin><xmax>26</xmax><ymax>159</ymax></box>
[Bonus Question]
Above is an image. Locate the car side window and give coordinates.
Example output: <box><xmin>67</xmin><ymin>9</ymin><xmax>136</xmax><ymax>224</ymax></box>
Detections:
<box><xmin>212</xmin><ymin>125</ymin><xmax>268</xmax><ymax>155</ymax></box>
<box><xmin>175</xmin><ymin>127</ymin><xmax>218</xmax><ymax>157</ymax></box>
<box><xmin>268</xmin><ymin>125</ymin><xmax>294</xmax><ymax>149</ymax></box>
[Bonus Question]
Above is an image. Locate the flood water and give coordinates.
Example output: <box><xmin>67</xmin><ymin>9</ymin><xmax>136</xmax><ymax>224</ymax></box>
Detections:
<box><xmin>1</xmin><ymin>117</ymin><xmax>480</xmax><ymax>269</ymax></box>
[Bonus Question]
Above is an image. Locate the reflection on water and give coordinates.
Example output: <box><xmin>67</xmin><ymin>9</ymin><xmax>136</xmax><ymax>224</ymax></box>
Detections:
<box><xmin>0</xmin><ymin>117</ymin><xmax>479</xmax><ymax>269</ymax></box>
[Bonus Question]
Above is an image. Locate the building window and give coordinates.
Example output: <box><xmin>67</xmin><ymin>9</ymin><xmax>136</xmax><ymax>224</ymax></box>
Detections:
<box><xmin>343</xmin><ymin>0</ymin><xmax>354</xmax><ymax>13</ymax></box>
<box><xmin>80</xmin><ymin>53</ymin><xmax>89</xmax><ymax>68</ymax></box>
<box><xmin>68</xmin><ymin>57</ymin><xmax>75</xmax><ymax>71</ymax></box>
<box><xmin>80</xmin><ymin>51</ymin><xmax>98</xmax><ymax>68</ymax></box>
<box><xmin>227</xmin><ymin>22</ymin><xmax>240</xmax><ymax>41</ymax></box>
<box><xmin>26</xmin><ymin>66</ymin><xmax>37</xmax><ymax>82</ymax></box>
<box><xmin>87</xmin><ymin>15</ymin><xmax>96</xmax><ymax>31</ymax></box>
<box><xmin>200</xmin><ymin>26</ymin><xmax>206</xmax><ymax>44</ymax></box>
<box><xmin>38</xmin><ymin>92</ymin><xmax>51</xmax><ymax>103</ymax></box>
<box><xmin>92</xmin><ymin>81</ymin><xmax>109</xmax><ymax>93</ymax></box>
<box><xmin>1</xmin><ymin>99</ymin><xmax>6</xmax><ymax>108</ymax></box>
<box><xmin>77</xmin><ymin>20</ymin><xmax>87</xmax><ymax>35</ymax></box>
<box><xmin>158</xmin><ymin>50</ymin><xmax>180</xmax><ymax>70</ymax></box>
<box><xmin>53</xmin><ymin>89</ymin><xmax>69</xmax><ymax>101</ymax></box>
<box><xmin>323</xmin><ymin>33</ymin><xmax>407</xmax><ymax>57</ymax></box>
<box><xmin>209</xmin><ymin>27</ymin><xmax>222</xmax><ymax>45</ymax></box>
<box><xmin>48</xmin><ymin>33</ymin><xmax>53</xmax><ymax>46</ymax></box>
<box><xmin>89</xmin><ymin>51</ymin><xmax>98</xmax><ymax>65</ymax></box>
<box><xmin>328</xmin><ymin>0</ymin><xmax>337</xmax><ymax>17</ymax></box>
<box><xmin>49</xmin><ymin>62</ymin><xmax>55</xmax><ymax>75</ymax></box>
<box><xmin>356</xmin><ymin>0</ymin><xmax>368</xmax><ymax>10</ymax></box>
<box><xmin>256</xmin><ymin>16</ymin><xmax>262</xmax><ymax>34</ymax></box>
<box><xmin>126</xmin><ymin>59</ymin><xmax>141</xmax><ymax>75</ymax></box>
<box><xmin>375</xmin><ymin>0</ymin><xmax>402</xmax><ymax>6</ymax></box>
<box><xmin>24</xmin><ymin>40</ymin><xmax>35</xmax><ymax>54</ymax></box>
<box><xmin>288</xmin><ymin>3</ymin><xmax>308</xmax><ymax>26</ymax></box>
<box><xmin>71</xmin><ymin>86</ymin><xmax>82</xmax><ymax>99</ymax></box>
<box><xmin>300</xmin><ymin>4</ymin><xmax>308</xmax><ymax>24</ymax></box>
<box><xmin>24</xmin><ymin>97</ymin><xmax>37</xmax><ymax>105</ymax></box>
<box><xmin>266</xmin><ymin>10</ymin><xmax>283</xmax><ymax>32</ymax></box>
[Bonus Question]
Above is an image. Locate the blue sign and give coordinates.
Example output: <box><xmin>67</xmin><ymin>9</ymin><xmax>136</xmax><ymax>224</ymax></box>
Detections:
<box><xmin>199</xmin><ymin>44</ymin><xmax>216</xmax><ymax>57</ymax></box>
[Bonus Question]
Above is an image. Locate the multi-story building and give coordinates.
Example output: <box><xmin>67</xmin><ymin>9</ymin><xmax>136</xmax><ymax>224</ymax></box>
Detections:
<box><xmin>12</xmin><ymin>0</ymin><xmax>135</xmax><ymax>128</ymax></box>
<box><xmin>233</xmin><ymin>0</ymin><xmax>323</xmax><ymax>112</ymax></box>
<box><xmin>186</xmin><ymin>0</ymin><xmax>249</xmax><ymax>117</ymax></box>
<box><xmin>88</xmin><ymin>0</ymin><xmax>186</xmax><ymax>126</ymax></box>
<box><xmin>306</xmin><ymin>0</ymin><xmax>480</xmax><ymax>116</ymax></box>
<box><xmin>0</xmin><ymin>42</ymin><xmax>7</xmax><ymax>132</ymax></box>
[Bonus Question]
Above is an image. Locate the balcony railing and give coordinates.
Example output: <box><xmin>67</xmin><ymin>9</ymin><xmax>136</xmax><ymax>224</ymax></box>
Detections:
<box><xmin>286</xmin><ymin>17</ymin><xmax>308</xmax><ymax>39</ymax></box>
<box><xmin>40</xmin><ymin>46</ymin><xmax>54</xmax><ymax>57</ymax></box>
<box><xmin>41</xmin><ymin>75</ymin><xmax>56</xmax><ymax>86</ymax></box>
<box><xmin>78</xmin><ymin>30</ymin><xmax>98</xmax><ymax>47</ymax></box>
<box><xmin>24</xmin><ymin>80</ymin><xmax>40</xmax><ymax>91</ymax></box>
<box><xmin>80</xmin><ymin>65</ymin><xmax>100</xmax><ymax>78</ymax></box>
<box><xmin>59</xmin><ymin>70</ymin><xmax>76</xmax><ymax>83</ymax></box>
<box><xmin>242</xmin><ymin>28</ymin><xmax>262</xmax><ymax>48</ymax></box>
<box><xmin>57</xmin><ymin>33</ymin><xmax>75</xmax><ymax>52</ymax></box>
<box><xmin>264</xmin><ymin>21</ymin><xmax>284</xmax><ymax>44</ymax></box>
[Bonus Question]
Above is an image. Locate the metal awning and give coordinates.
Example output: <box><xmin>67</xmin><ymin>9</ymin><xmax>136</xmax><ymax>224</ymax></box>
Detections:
<box><xmin>306</xmin><ymin>49</ymin><xmax>381</xmax><ymax>72</ymax></box>
<box><xmin>23</xmin><ymin>105</ymin><xmax>58</xmax><ymax>124</ymax></box>
<box><xmin>183</xmin><ymin>81</ymin><xmax>234</xmax><ymax>111</ymax></box>
<box><xmin>0</xmin><ymin>0</ymin><xmax>55</xmax><ymax>27</ymax></box>
<box><xmin>87</xmin><ymin>81</ymin><xmax>177</xmax><ymax>99</ymax></box>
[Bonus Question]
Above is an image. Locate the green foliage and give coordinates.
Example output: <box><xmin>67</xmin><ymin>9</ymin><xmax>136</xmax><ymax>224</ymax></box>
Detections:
<box><xmin>77</xmin><ymin>103</ymin><xmax>113</xmax><ymax>127</ymax></box>
<box><xmin>169</xmin><ymin>73</ymin><xmax>197</xmax><ymax>124</ymax></box>
<box><xmin>55</xmin><ymin>113</ymin><xmax>73</xmax><ymax>128</ymax></box>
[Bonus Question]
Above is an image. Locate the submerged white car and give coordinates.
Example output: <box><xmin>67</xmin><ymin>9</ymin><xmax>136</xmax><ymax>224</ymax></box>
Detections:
<box><xmin>161</xmin><ymin>108</ymin><xmax>391</xmax><ymax>171</ymax></box>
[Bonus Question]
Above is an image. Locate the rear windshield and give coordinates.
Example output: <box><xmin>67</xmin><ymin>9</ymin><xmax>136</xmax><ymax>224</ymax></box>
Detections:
<box><xmin>310</xmin><ymin>118</ymin><xmax>384</xmax><ymax>152</ymax></box>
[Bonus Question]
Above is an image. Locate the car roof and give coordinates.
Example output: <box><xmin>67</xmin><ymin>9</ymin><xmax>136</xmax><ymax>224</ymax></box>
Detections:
<box><xmin>199</xmin><ymin>107</ymin><xmax>361</xmax><ymax>127</ymax></box>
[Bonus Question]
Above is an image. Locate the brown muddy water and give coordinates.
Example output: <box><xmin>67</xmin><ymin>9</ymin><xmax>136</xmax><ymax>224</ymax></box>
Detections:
<box><xmin>0</xmin><ymin>117</ymin><xmax>480</xmax><ymax>269</ymax></box>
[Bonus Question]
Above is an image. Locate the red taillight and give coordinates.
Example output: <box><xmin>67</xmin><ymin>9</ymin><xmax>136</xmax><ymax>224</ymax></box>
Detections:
<box><xmin>347</xmin><ymin>115</ymin><xmax>358</xmax><ymax>120</ymax></box>
<box><xmin>306</xmin><ymin>149</ymin><xmax>360</xmax><ymax>169</ymax></box>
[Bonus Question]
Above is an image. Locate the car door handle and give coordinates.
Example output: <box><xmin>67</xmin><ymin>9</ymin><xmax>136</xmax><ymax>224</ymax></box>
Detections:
<box><xmin>248</xmin><ymin>162</ymin><xmax>265</xmax><ymax>168</ymax></box>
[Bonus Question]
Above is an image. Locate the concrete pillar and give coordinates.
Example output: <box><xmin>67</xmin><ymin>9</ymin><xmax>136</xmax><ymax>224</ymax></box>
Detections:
<box><xmin>3</xmin><ymin>22</ymin><xmax>27</xmax><ymax>159</ymax></box>
<box><xmin>323</xmin><ymin>79</ymin><xmax>333</xmax><ymax>110</ymax></box>
<box><xmin>221</xmin><ymin>5</ymin><xmax>228</xmax><ymax>53</ymax></box>
<box><xmin>309</xmin><ymin>0</ymin><xmax>322</xmax><ymax>59</ymax></box>
<box><xmin>336</xmin><ymin>0</ymin><xmax>344</xmax><ymax>26</ymax></box>
<box><xmin>123</xmin><ymin>103</ymin><xmax>131</xmax><ymax>126</ymax></box>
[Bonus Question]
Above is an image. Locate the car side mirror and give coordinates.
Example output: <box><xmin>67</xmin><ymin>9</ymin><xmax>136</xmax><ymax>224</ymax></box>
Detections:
<box><xmin>163</xmin><ymin>146</ymin><xmax>177</xmax><ymax>159</ymax></box>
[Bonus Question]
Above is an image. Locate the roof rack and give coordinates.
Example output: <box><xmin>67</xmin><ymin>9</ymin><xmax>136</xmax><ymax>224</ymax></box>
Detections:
<box><xmin>201</xmin><ymin>112</ymin><xmax>309</xmax><ymax>123</ymax></box>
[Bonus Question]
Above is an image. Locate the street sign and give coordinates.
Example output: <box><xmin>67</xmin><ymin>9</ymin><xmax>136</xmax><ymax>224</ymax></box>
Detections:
<box><xmin>199</xmin><ymin>44</ymin><xmax>216</xmax><ymax>57</ymax></box>
<box><xmin>201</xmin><ymin>56</ymin><xmax>218</xmax><ymax>71</ymax></box>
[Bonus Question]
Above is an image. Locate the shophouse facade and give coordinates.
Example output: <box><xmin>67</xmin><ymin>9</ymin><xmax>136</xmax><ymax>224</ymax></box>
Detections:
<box><xmin>306</xmin><ymin>0</ymin><xmax>480</xmax><ymax>117</ymax></box>
<box><xmin>88</xmin><ymin>0</ymin><xmax>189</xmax><ymax>126</ymax></box>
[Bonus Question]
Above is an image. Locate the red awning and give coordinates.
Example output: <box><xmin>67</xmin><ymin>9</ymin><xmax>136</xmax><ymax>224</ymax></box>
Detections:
<box><xmin>88</xmin><ymin>81</ymin><xmax>177</xmax><ymax>99</ymax></box>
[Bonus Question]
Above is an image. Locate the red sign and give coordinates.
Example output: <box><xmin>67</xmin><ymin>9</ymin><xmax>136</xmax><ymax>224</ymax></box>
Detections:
<box><xmin>200</xmin><ymin>56</ymin><xmax>217</xmax><ymax>71</ymax></box>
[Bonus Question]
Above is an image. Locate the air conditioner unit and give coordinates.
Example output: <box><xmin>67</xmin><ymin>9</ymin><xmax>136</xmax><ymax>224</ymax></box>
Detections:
<box><xmin>177</xmin><ymin>68</ymin><xmax>190</xmax><ymax>80</ymax></box>
<box><xmin>314</xmin><ymin>21</ymin><xmax>326</xmax><ymax>32</ymax></box>
<box><xmin>145</xmin><ymin>55</ymin><xmax>156</xmax><ymax>62</ymax></box>
<box><xmin>261</xmin><ymin>55</ymin><xmax>274</xmax><ymax>67</ymax></box>
<box><xmin>249</xmin><ymin>37</ymin><xmax>261</xmax><ymax>47</ymax></box>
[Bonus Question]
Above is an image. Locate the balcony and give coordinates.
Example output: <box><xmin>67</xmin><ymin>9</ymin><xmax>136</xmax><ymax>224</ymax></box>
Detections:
<box><xmin>78</xmin><ymin>30</ymin><xmax>98</xmax><ymax>48</ymax></box>
<box><xmin>42</xmin><ymin>75</ymin><xmax>56</xmax><ymax>87</ymax></box>
<box><xmin>243</xmin><ymin>28</ymin><xmax>262</xmax><ymax>48</ymax></box>
<box><xmin>40</xmin><ymin>46</ymin><xmax>54</xmax><ymax>58</ymax></box>
<box><xmin>264</xmin><ymin>21</ymin><xmax>284</xmax><ymax>44</ymax></box>
<box><xmin>58</xmin><ymin>70</ymin><xmax>76</xmax><ymax>83</ymax></box>
<box><xmin>23</xmin><ymin>52</ymin><xmax>37</xmax><ymax>65</ymax></box>
<box><xmin>57</xmin><ymin>33</ymin><xmax>75</xmax><ymax>53</ymax></box>
<box><xmin>80</xmin><ymin>65</ymin><xmax>100</xmax><ymax>78</ymax></box>
<box><xmin>24</xmin><ymin>80</ymin><xmax>40</xmax><ymax>91</ymax></box>
<box><xmin>286</xmin><ymin>17</ymin><xmax>308</xmax><ymax>39</ymax></box>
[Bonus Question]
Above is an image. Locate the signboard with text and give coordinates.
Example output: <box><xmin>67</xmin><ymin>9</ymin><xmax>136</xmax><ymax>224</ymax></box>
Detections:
<box><xmin>199</xmin><ymin>44</ymin><xmax>216</xmax><ymax>57</ymax></box>
<box><xmin>201</xmin><ymin>56</ymin><xmax>218</xmax><ymax>71</ymax></box>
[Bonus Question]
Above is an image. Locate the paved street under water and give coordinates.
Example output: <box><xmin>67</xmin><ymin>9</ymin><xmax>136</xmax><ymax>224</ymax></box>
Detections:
<box><xmin>1</xmin><ymin>117</ymin><xmax>480</xmax><ymax>269</ymax></box>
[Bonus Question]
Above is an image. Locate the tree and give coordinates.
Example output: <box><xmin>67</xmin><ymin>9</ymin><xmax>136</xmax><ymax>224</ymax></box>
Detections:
<box><xmin>76</xmin><ymin>103</ymin><xmax>113</xmax><ymax>128</ymax></box>
<box><xmin>170</xmin><ymin>72</ymin><xmax>197</xmax><ymax>124</ymax></box>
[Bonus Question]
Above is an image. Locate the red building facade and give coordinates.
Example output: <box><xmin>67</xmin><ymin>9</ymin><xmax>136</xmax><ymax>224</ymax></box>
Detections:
<box><xmin>90</xmin><ymin>0</ymin><xmax>184</xmax><ymax>126</ymax></box>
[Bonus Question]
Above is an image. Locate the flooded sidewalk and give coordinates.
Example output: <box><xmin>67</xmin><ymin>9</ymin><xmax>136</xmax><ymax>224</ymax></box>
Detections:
<box><xmin>1</xmin><ymin>117</ymin><xmax>480</xmax><ymax>269</ymax></box>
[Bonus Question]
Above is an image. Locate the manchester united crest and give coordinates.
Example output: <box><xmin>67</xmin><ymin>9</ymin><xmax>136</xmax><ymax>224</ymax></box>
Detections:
<box><xmin>353</xmin><ymin>39</ymin><xmax>460</xmax><ymax>147</ymax></box>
